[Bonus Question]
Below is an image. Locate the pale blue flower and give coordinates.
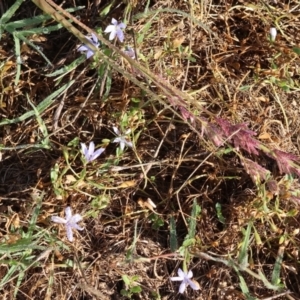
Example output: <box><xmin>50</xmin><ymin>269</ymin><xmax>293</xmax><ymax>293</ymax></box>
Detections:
<box><xmin>51</xmin><ymin>207</ymin><xmax>84</xmax><ymax>242</ymax></box>
<box><xmin>170</xmin><ymin>268</ymin><xmax>200</xmax><ymax>294</ymax></box>
<box><xmin>81</xmin><ymin>141</ymin><xmax>105</xmax><ymax>163</ymax></box>
<box><xmin>104</xmin><ymin>18</ymin><xmax>126</xmax><ymax>42</ymax></box>
<box><xmin>112</xmin><ymin>127</ymin><xmax>133</xmax><ymax>151</ymax></box>
<box><xmin>77</xmin><ymin>33</ymin><xmax>100</xmax><ymax>59</ymax></box>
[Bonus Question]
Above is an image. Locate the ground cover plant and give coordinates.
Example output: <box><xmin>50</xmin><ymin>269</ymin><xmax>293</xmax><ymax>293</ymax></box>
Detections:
<box><xmin>0</xmin><ymin>0</ymin><xmax>300</xmax><ymax>299</ymax></box>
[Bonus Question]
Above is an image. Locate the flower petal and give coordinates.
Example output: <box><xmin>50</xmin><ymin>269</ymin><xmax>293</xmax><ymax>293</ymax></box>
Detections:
<box><xmin>111</xmin><ymin>18</ymin><xmax>118</xmax><ymax>25</ymax></box>
<box><xmin>177</xmin><ymin>268</ymin><xmax>185</xmax><ymax>278</ymax></box>
<box><xmin>113</xmin><ymin>126</ymin><xmax>120</xmax><ymax>135</ymax></box>
<box><xmin>86</xmin><ymin>50</ymin><xmax>95</xmax><ymax>59</ymax></box>
<box><xmin>170</xmin><ymin>276</ymin><xmax>183</xmax><ymax>281</ymax></box>
<box><xmin>66</xmin><ymin>225</ymin><xmax>73</xmax><ymax>242</ymax></box>
<box><xmin>118</xmin><ymin>22</ymin><xmax>126</xmax><ymax>29</ymax></box>
<box><xmin>125</xmin><ymin>141</ymin><xmax>133</xmax><ymax>148</ymax></box>
<box><xmin>109</xmin><ymin>30</ymin><xmax>116</xmax><ymax>41</ymax></box>
<box><xmin>179</xmin><ymin>281</ymin><xmax>186</xmax><ymax>294</ymax></box>
<box><xmin>113</xmin><ymin>137</ymin><xmax>121</xmax><ymax>143</ymax></box>
<box><xmin>81</xmin><ymin>143</ymin><xmax>88</xmax><ymax>155</ymax></box>
<box><xmin>72</xmin><ymin>223</ymin><xmax>84</xmax><ymax>231</ymax></box>
<box><xmin>88</xmin><ymin>141</ymin><xmax>95</xmax><ymax>158</ymax></box>
<box><xmin>188</xmin><ymin>279</ymin><xmax>200</xmax><ymax>291</ymax></box>
<box><xmin>120</xmin><ymin>140</ymin><xmax>125</xmax><ymax>151</ymax></box>
<box><xmin>70</xmin><ymin>213</ymin><xmax>82</xmax><ymax>223</ymax></box>
<box><xmin>65</xmin><ymin>206</ymin><xmax>72</xmax><ymax>220</ymax></box>
<box><xmin>91</xmin><ymin>33</ymin><xmax>98</xmax><ymax>45</ymax></box>
<box><xmin>187</xmin><ymin>270</ymin><xmax>193</xmax><ymax>278</ymax></box>
<box><xmin>116</xmin><ymin>29</ymin><xmax>124</xmax><ymax>42</ymax></box>
<box><xmin>78</xmin><ymin>45</ymin><xmax>89</xmax><ymax>53</ymax></box>
<box><xmin>104</xmin><ymin>25</ymin><xmax>115</xmax><ymax>33</ymax></box>
<box><xmin>91</xmin><ymin>147</ymin><xmax>105</xmax><ymax>160</ymax></box>
<box><xmin>51</xmin><ymin>216</ymin><xmax>67</xmax><ymax>224</ymax></box>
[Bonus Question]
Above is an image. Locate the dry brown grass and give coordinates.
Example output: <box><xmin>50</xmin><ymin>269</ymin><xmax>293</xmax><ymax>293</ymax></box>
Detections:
<box><xmin>1</xmin><ymin>0</ymin><xmax>300</xmax><ymax>299</ymax></box>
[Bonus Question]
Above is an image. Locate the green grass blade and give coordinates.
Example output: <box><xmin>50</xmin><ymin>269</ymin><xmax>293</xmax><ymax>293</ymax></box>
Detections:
<box><xmin>46</xmin><ymin>55</ymin><xmax>86</xmax><ymax>80</ymax></box>
<box><xmin>26</xmin><ymin>191</ymin><xmax>44</xmax><ymax>237</ymax></box>
<box><xmin>27</xmin><ymin>96</ymin><xmax>50</xmax><ymax>146</ymax></box>
<box><xmin>271</xmin><ymin>245</ymin><xmax>284</xmax><ymax>286</ymax></box>
<box><xmin>0</xmin><ymin>264</ymin><xmax>20</xmax><ymax>288</ymax></box>
<box><xmin>234</xmin><ymin>267</ymin><xmax>257</xmax><ymax>300</ymax></box>
<box><xmin>215</xmin><ymin>202</ymin><xmax>225</xmax><ymax>224</ymax></box>
<box><xmin>0</xmin><ymin>0</ymin><xmax>23</xmax><ymax>25</ymax></box>
<box><xmin>238</xmin><ymin>222</ymin><xmax>252</xmax><ymax>270</ymax></box>
<box><xmin>258</xmin><ymin>270</ymin><xmax>281</xmax><ymax>291</ymax></box>
<box><xmin>14</xmin><ymin>270</ymin><xmax>25</xmax><ymax>298</ymax></box>
<box><xmin>4</xmin><ymin>6</ymin><xmax>84</xmax><ymax>30</ymax></box>
<box><xmin>187</xmin><ymin>199</ymin><xmax>201</xmax><ymax>239</ymax></box>
<box><xmin>13</xmin><ymin>32</ymin><xmax>22</xmax><ymax>85</ymax></box>
<box><xmin>169</xmin><ymin>216</ymin><xmax>178</xmax><ymax>252</ymax></box>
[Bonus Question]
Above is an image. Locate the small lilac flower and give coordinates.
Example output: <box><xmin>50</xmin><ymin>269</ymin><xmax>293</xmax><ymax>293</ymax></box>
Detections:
<box><xmin>124</xmin><ymin>46</ymin><xmax>136</xmax><ymax>59</ymax></box>
<box><xmin>77</xmin><ymin>33</ymin><xmax>100</xmax><ymax>59</ymax></box>
<box><xmin>51</xmin><ymin>207</ymin><xmax>84</xmax><ymax>242</ymax></box>
<box><xmin>270</xmin><ymin>27</ymin><xmax>277</xmax><ymax>41</ymax></box>
<box><xmin>170</xmin><ymin>268</ymin><xmax>200</xmax><ymax>294</ymax></box>
<box><xmin>81</xmin><ymin>141</ymin><xmax>105</xmax><ymax>163</ymax></box>
<box><xmin>112</xmin><ymin>127</ymin><xmax>133</xmax><ymax>151</ymax></box>
<box><xmin>104</xmin><ymin>18</ymin><xmax>126</xmax><ymax>42</ymax></box>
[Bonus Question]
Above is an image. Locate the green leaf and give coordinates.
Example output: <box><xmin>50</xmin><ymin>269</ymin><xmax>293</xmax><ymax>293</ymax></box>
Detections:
<box><xmin>235</xmin><ymin>269</ymin><xmax>256</xmax><ymax>300</ymax></box>
<box><xmin>100</xmin><ymin>1</ymin><xmax>115</xmax><ymax>17</ymax></box>
<box><xmin>215</xmin><ymin>202</ymin><xmax>225</xmax><ymax>224</ymax></box>
<box><xmin>131</xmin><ymin>275</ymin><xmax>139</xmax><ymax>281</ymax></box>
<box><xmin>131</xmin><ymin>286</ymin><xmax>142</xmax><ymax>293</ymax></box>
<box><xmin>122</xmin><ymin>275</ymin><xmax>130</xmax><ymax>286</ymax></box>
<box><xmin>292</xmin><ymin>47</ymin><xmax>300</xmax><ymax>55</ymax></box>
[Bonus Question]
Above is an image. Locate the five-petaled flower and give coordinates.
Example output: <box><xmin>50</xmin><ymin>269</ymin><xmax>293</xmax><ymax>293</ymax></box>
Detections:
<box><xmin>112</xmin><ymin>127</ymin><xmax>133</xmax><ymax>151</ymax></box>
<box><xmin>170</xmin><ymin>268</ymin><xmax>200</xmax><ymax>294</ymax></box>
<box><xmin>81</xmin><ymin>141</ymin><xmax>105</xmax><ymax>163</ymax></box>
<box><xmin>77</xmin><ymin>33</ymin><xmax>100</xmax><ymax>59</ymax></box>
<box><xmin>104</xmin><ymin>18</ymin><xmax>126</xmax><ymax>42</ymax></box>
<box><xmin>51</xmin><ymin>207</ymin><xmax>84</xmax><ymax>242</ymax></box>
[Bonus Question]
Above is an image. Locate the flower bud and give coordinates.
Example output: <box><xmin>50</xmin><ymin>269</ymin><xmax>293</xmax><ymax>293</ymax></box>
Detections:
<box><xmin>270</xmin><ymin>27</ymin><xmax>277</xmax><ymax>41</ymax></box>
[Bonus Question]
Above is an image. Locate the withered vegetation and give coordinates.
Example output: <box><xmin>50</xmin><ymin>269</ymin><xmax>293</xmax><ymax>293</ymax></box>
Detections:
<box><xmin>0</xmin><ymin>0</ymin><xmax>300</xmax><ymax>299</ymax></box>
